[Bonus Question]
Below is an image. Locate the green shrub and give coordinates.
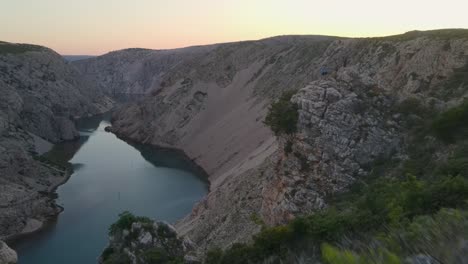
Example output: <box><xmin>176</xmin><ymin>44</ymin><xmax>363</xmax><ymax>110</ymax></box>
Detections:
<box><xmin>397</xmin><ymin>98</ymin><xmax>427</xmax><ymax>117</ymax></box>
<box><xmin>422</xmin><ymin>175</ymin><xmax>468</xmax><ymax>212</ymax></box>
<box><xmin>101</xmin><ymin>247</ymin><xmax>115</xmax><ymax>262</ymax></box>
<box><xmin>446</xmin><ymin>63</ymin><xmax>468</xmax><ymax>91</ymax></box>
<box><xmin>380</xmin><ymin>208</ymin><xmax>468</xmax><ymax>263</ymax></box>
<box><xmin>109</xmin><ymin>211</ymin><xmax>152</xmax><ymax>235</ymax></box>
<box><xmin>252</xmin><ymin>225</ymin><xmax>294</xmax><ymax>257</ymax></box>
<box><xmin>321</xmin><ymin>243</ymin><xmax>401</xmax><ymax>264</ymax></box>
<box><xmin>355</xmin><ymin>175</ymin><xmax>468</xmax><ymax>224</ymax></box>
<box><xmin>142</xmin><ymin>248</ymin><xmax>184</xmax><ymax>264</ymax></box>
<box><xmin>437</xmin><ymin>156</ymin><xmax>468</xmax><ymax>178</ymax></box>
<box><xmin>264</xmin><ymin>90</ymin><xmax>299</xmax><ymax>136</ymax></box>
<box><xmin>219</xmin><ymin>243</ymin><xmax>256</xmax><ymax>264</ymax></box>
<box><xmin>376</xmin><ymin>29</ymin><xmax>468</xmax><ymax>41</ymax></box>
<box><xmin>432</xmin><ymin>101</ymin><xmax>468</xmax><ymax>142</ymax></box>
<box><xmin>321</xmin><ymin>244</ymin><xmax>362</xmax><ymax>264</ymax></box>
<box><xmin>250</xmin><ymin>213</ymin><xmax>265</xmax><ymax>228</ymax></box>
<box><xmin>293</xmin><ymin>151</ymin><xmax>309</xmax><ymax>171</ymax></box>
<box><xmin>296</xmin><ymin>208</ymin><xmax>353</xmax><ymax>241</ymax></box>
<box><xmin>102</xmin><ymin>252</ymin><xmax>131</xmax><ymax>264</ymax></box>
<box><xmin>205</xmin><ymin>248</ymin><xmax>223</xmax><ymax>264</ymax></box>
<box><xmin>157</xmin><ymin>224</ymin><xmax>176</xmax><ymax>238</ymax></box>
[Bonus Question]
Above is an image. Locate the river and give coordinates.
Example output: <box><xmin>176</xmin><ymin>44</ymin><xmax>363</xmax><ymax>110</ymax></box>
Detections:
<box><xmin>10</xmin><ymin>113</ymin><xmax>208</xmax><ymax>264</ymax></box>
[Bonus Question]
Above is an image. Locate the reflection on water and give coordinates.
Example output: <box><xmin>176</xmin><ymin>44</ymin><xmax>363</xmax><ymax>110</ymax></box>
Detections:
<box><xmin>11</xmin><ymin>113</ymin><xmax>208</xmax><ymax>264</ymax></box>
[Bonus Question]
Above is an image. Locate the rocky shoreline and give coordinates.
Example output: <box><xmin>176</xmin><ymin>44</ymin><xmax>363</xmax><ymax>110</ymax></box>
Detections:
<box><xmin>0</xmin><ymin>41</ymin><xmax>114</xmax><ymax>262</ymax></box>
<box><xmin>2</xmin><ymin>165</ymin><xmax>73</xmax><ymax>243</ymax></box>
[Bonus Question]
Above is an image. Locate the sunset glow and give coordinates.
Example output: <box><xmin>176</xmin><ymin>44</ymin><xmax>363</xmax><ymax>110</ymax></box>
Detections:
<box><xmin>1</xmin><ymin>0</ymin><xmax>467</xmax><ymax>55</ymax></box>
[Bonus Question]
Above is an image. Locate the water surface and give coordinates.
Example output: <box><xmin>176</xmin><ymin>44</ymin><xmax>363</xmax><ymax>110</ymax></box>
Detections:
<box><xmin>11</xmin><ymin>114</ymin><xmax>208</xmax><ymax>264</ymax></box>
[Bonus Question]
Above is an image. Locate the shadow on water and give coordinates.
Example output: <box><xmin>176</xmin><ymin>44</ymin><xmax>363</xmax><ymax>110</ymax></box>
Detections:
<box><xmin>129</xmin><ymin>143</ymin><xmax>210</xmax><ymax>185</ymax></box>
<box><xmin>44</xmin><ymin>113</ymin><xmax>110</xmax><ymax>164</ymax></box>
<box><xmin>75</xmin><ymin>113</ymin><xmax>106</xmax><ymax>132</ymax></box>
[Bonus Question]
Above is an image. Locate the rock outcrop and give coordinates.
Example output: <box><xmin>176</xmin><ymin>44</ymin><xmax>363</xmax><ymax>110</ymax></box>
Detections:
<box><xmin>100</xmin><ymin>219</ymin><xmax>198</xmax><ymax>264</ymax></box>
<box><xmin>0</xmin><ymin>42</ymin><xmax>113</xmax><ymax>242</ymax></box>
<box><xmin>0</xmin><ymin>240</ymin><xmax>17</xmax><ymax>264</ymax></box>
<box><xmin>77</xmin><ymin>30</ymin><xmax>468</xmax><ymax>255</ymax></box>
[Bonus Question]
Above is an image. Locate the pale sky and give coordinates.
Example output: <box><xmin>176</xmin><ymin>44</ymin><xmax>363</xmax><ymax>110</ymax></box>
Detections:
<box><xmin>1</xmin><ymin>0</ymin><xmax>467</xmax><ymax>55</ymax></box>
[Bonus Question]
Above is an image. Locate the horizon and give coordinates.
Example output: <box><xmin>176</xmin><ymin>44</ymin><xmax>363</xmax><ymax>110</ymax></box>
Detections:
<box><xmin>6</xmin><ymin>28</ymin><xmax>468</xmax><ymax>57</ymax></box>
<box><xmin>2</xmin><ymin>0</ymin><xmax>468</xmax><ymax>55</ymax></box>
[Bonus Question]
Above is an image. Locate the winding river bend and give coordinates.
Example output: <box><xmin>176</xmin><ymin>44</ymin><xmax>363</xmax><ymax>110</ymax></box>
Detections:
<box><xmin>10</xmin><ymin>114</ymin><xmax>208</xmax><ymax>264</ymax></box>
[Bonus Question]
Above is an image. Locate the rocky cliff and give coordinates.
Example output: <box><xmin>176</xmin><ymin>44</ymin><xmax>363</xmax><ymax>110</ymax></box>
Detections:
<box><xmin>74</xmin><ymin>30</ymin><xmax>468</xmax><ymax>260</ymax></box>
<box><xmin>0</xmin><ymin>240</ymin><xmax>17</xmax><ymax>264</ymax></box>
<box><xmin>100</xmin><ymin>212</ymin><xmax>198</xmax><ymax>264</ymax></box>
<box><xmin>0</xmin><ymin>41</ymin><xmax>113</xmax><ymax>243</ymax></box>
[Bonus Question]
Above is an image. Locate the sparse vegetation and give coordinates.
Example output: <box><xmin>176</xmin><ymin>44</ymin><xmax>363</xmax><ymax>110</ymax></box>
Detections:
<box><xmin>294</xmin><ymin>151</ymin><xmax>309</xmax><ymax>171</ymax></box>
<box><xmin>375</xmin><ymin>29</ymin><xmax>468</xmax><ymax>41</ymax></box>
<box><xmin>321</xmin><ymin>243</ymin><xmax>401</xmax><ymax>264</ymax></box>
<box><xmin>143</xmin><ymin>248</ymin><xmax>184</xmax><ymax>264</ymax></box>
<box><xmin>0</xmin><ymin>42</ymin><xmax>44</xmax><ymax>54</ymax></box>
<box><xmin>284</xmin><ymin>139</ymin><xmax>293</xmax><ymax>154</ymax></box>
<box><xmin>101</xmin><ymin>247</ymin><xmax>116</xmax><ymax>263</ymax></box>
<box><xmin>102</xmin><ymin>252</ymin><xmax>131</xmax><ymax>264</ymax></box>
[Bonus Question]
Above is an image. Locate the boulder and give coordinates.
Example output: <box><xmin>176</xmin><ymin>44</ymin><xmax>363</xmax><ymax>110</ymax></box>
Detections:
<box><xmin>0</xmin><ymin>241</ymin><xmax>17</xmax><ymax>264</ymax></box>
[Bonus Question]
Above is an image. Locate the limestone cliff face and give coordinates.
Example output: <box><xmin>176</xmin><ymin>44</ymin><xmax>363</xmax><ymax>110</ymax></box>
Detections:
<box><xmin>79</xmin><ymin>30</ymin><xmax>468</xmax><ymax>253</ymax></box>
<box><xmin>0</xmin><ymin>43</ymin><xmax>113</xmax><ymax>142</ymax></box>
<box><xmin>0</xmin><ymin>42</ymin><xmax>114</xmax><ymax>240</ymax></box>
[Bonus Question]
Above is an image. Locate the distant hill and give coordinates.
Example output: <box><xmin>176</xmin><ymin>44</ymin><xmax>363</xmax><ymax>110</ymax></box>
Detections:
<box><xmin>63</xmin><ymin>55</ymin><xmax>94</xmax><ymax>62</ymax></box>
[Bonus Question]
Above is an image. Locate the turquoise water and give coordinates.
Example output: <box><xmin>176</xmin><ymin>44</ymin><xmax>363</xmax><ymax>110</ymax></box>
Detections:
<box><xmin>11</xmin><ymin>114</ymin><xmax>208</xmax><ymax>264</ymax></box>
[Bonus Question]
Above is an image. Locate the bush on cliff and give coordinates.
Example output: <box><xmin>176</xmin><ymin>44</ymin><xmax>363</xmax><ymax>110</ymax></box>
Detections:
<box><xmin>109</xmin><ymin>211</ymin><xmax>152</xmax><ymax>235</ymax></box>
<box><xmin>143</xmin><ymin>248</ymin><xmax>184</xmax><ymax>264</ymax></box>
<box><xmin>264</xmin><ymin>90</ymin><xmax>299</xmax><ymax>136</ymax></box>
<box><xmin>432</xmin><ymin>100</ymin><xmax>468</xmax><ymax>142</ymax></box>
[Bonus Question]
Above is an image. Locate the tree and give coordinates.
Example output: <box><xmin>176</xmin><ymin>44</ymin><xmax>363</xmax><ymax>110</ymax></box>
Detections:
<box><xmin>264</xmin><ymin>90</ymin><xmax>299</xmax><ymax>137</ymax></box>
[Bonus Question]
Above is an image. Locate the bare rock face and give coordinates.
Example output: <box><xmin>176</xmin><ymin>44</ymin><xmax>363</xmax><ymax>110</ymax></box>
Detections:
<box><xmin>76</xmin><ymin>30</ymin><xmax>468</xmax><ymax>253</ymax></box>
<box><xmin>0</xmin><ymin>42</ymin><xmax>114</xmax><ymax>240</ymax></box>
<box><xmin>261</xmin><ymin>79</ymin><xmax>400</xmax><ymax>225</ymax></box>
<box><xmin>0</xmin><ymin>42</ymin><xmax>113</xmax><ymax>142</ymax></box>
<box><xmin>0</xmin><ymin>240</ymin><xmax>17</xmax><ymax>264</ymax></box>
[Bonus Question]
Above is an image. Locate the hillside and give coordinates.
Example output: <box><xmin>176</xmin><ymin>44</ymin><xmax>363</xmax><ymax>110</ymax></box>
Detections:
<box><xmin>74</xmin><ymin>29</ymin><xmax>468</xmax><ymax>262</ymax></box>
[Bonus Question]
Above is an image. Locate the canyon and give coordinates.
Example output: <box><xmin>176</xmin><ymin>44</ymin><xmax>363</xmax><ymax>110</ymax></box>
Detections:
<box><xmin>1</xmin><ymin>29</ymin><xmax>468</xmax><ymax>263</ymax></box>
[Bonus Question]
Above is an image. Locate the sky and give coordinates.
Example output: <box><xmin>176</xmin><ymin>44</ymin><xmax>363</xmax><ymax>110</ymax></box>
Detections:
<box><xmin>1</xmin><ymin>0</ymin><xmax>467</xmax><ymax>55</ymax></box>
